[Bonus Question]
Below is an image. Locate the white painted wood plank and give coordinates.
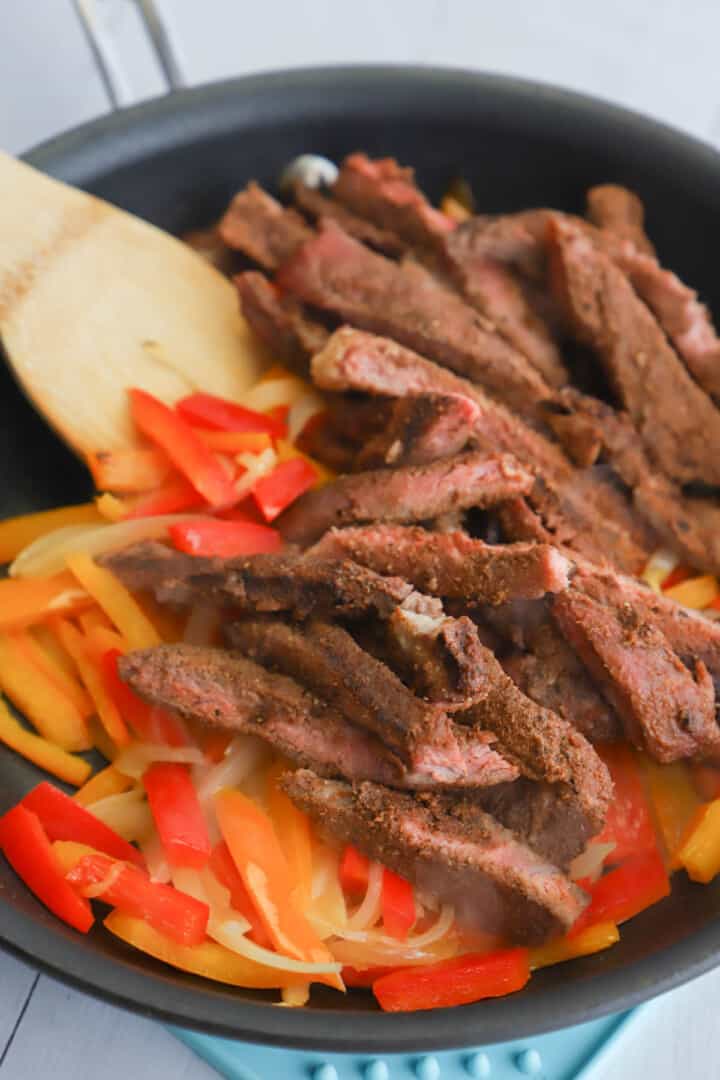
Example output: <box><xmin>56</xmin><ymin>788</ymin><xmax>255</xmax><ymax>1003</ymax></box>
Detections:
<box><xmin>0</xmin><ymin>954</ymin><xmax>37</xmax><ymax>1059</ymax></box>
<box><xmin>0</xmin><ymin>975</ymin><xmax>217</xmax><ymax>1080</ymax></box>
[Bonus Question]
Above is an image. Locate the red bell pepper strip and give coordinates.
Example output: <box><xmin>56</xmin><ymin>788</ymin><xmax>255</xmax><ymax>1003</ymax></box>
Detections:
<box><xmin>21</xmin><ymin>781</ymin><xmax>144</xmax><ymax>866</ymax></box>
<box><xmin>143</xmin><ymin>762</ymin><xmax>211</xmax><ymax>869</ymax></box>
<box><xmin>373</xmin><ymin>948</ymin><xmax>530</xmax><ymax>1012</ymax></box>
<box><xmin>570</xmin><ymin>848</ymin><xmax>670</xmax><ymax>936</ymax></box>
<box><xmin>661</xmin><ymin>565</ymin><xmax>693</xmax><ymax>590</ymax></box>
<box><xmin>128</xmin><ymin>389</ymin><xmax>237</xmax><ymax>508</ymax></box>
<box><xmin>208</xmin><ymin>842</ymin><xmax>271</xmax><ymax>948</ymax></box>
<box><xmin>339</xmin><ymin>845</ymin><xmax>370</xmax><ymax>895</ymax></box>
<box><xmin>66</xmin><ymin>852</ymin><xmax>209</xmax><ymax>945</ymax></box>
<box><xmin>101</xmin><ymin>649</ymin><xmax>190</xmax><ymax>747</ymax></box>
<box><xmin>594</xmin><ymin>744</ymin><xmax>659</xmax><ymax>864</ymax></box>
<box><xmin>0</xmin><ymin>806</ymin><xmax>94</xmax><ymax>932</ymax></box>
<box><xmin>168</xmin><ymin>518</ymin><xmax>281</xmax><ymax>558</ymax></box>
<box><xmin>381</xmin><ymin>868</ymin><xmax>416</xmax><ymax>941</ymax></box>
<box><xmin>252</xmin><ymin>458</ymin><xmax>318</xmax><ymax>522</ymax></box>
<box><xmin>123</xmin><ymin>475</ymin><xmax>203</xmax><ymax>519</ymax></box>
<box><xmin>176</xmin><ymin>392</ymin><xmax>286</xmax><ymax>438</ymax></box>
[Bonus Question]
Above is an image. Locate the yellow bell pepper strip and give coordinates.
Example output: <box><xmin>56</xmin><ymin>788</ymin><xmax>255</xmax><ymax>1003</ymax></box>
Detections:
<box><xmin>0</xmin><ymin>632</ymin><xmax>91</xmax><ymax>751</ymax></box>
<box><xmin>529</xmin><ymin>922</ymin><xmax>619</xmax><ymax>970</ymax></box>
<box><xmin>95</xmin><ymin>493</ymin><xmax>128</xmax><ymax>522</ymax></box>
<box><xmin>0</xmin><ymin>503</ymin><xmax>102</xmax><ymax>564</ymax></box>
<box><xmin>639</xmin><ymin>757</ymin><xmax>702</xmax><ymax>870</ymax></box>
<box><xmin>570</xmin><ymin>848</ymin><xmax>670</xmax><ymax>936</ymax></box>
<box><xmin>440</xmin><ymin>194</ymin><xmax>472</xmax><ymax>222</ymax></box>
<box><xmin>32</xmin><ymin>623</ymin><xmax>77</xmax><ymax>678</ymax></box>
<box><xmin>74</xmin><ymin>765</ymin><xmax>134</xmax><ymax>807</ymax></box>
<box><xmin>53</xmin><ymin>840</ymin><xmax>99</xmax><ymax>874</ymax></box>
<box><xmin>664</xmin><ymin>574</ymin><xmax>719</xmax><ymax>609</ymax></box>
<box><xmin>0</xmin><ymin>805</ymin><xmax>94</xmax><ymax>933</ymax></box>
<box><xmin>0</xmin><ymin>572</ymin><xmax>91</xmax><ymax>631</ymax></box>
<box><xmin>677</xmin><ymin>800</ymin><xmax>720</xmax><ymax>884</ymax></box>
<box><xmin>266</xmin><ymin>762</ymin><xmax>313</xmax><ymax>907</ymax></box>
<box><xmin>104</xmin><ymin>910</ymin><xmax>310</xmax><ymax>989</ymax></box>
<box><xmin>86</xmin><ymin>448</ymin><xmax>173</xmax><ymax>493</ymax></box>
<box><xmin>65</xmin><ymin>551</ymin><xmax>161</xmax><ymax>650</ymax></box>
<box><xmin>373</xmin><ymin>948</ymin><xmax>530</xmax><ymax>1012</ymax></box>
<box><xmin>21</xmin><ymin>781</ymin><xmax>145</xmax><ymax>866</ymax></box>
<box><xmin>52</xmin><ymin>618</ymin><xmax>130</xmax><ymax>747</ymax></box>
<box><xmin>12</xmin><ymin>628</ymin><xmax>93</xmax><ymax>718</ymax></box>
<box><xmin>215</xmin><ymin>789</ymin><xmax>341</xmax><ymax>988</ymax></box>
<box><xmin>143</xmin><ymin>762</ymin><xmax>211</xmax><ymax>869</ymax></box>
<box><xmin>0</xmin><ymin>696</ymin><xmax>92</xmax><ymax>786</ymax></box>
<box><xmin>88</xmin><ymin>717</ymin><xmax>119</xmax><ymax>763</ymax></box>
<box><xmin>78</xmin><ymin>608</ymin><xmax>113</xmax><ymax>636</ymax></box>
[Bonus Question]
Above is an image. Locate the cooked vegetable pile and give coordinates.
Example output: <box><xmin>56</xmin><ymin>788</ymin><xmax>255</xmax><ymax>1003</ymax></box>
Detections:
<box><xmin>4</xmin><ymin>154</ymin><xmax>720</xmax><ymax>1014</ymax></box>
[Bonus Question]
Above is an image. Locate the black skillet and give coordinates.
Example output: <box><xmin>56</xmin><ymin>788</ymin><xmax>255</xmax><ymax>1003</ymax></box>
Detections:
<box><xmin>2</xmin><ymin>66</ymin><xmax>720</xmax><ymax>1052</ymax></box>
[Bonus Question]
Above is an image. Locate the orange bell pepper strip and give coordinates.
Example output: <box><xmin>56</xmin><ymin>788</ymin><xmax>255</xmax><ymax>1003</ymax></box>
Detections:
<box><xmin>0</xmin><ymin>632</ymin><xmax>91</xmax><ymax>751</ymax></box>
<box><xmin>53</xmin><ymin>619</ymin><xmax>130</xmax><ymax>747</ymax></box>
<box><xmin>529</xmin><ymin>921</ymin><xmax>619</xmax><ymax>970</ymax></box>
<box><xmin>122</xmin><ymin>475</ymin><xmax>204</xmax><ymax>520</ymax></box>
<box><xmin>570</xmin><ymin>848</ymin><xmax>670</xmax><ymax>936</ymax></box>
<box><xmin>21</xmin><ymin>781</ymin><xmax>144</xmax><ymax>866</ymax></box>
<box><xmin>0</xmin><ymin>696</ymin><xmax>92</xmax><ymax>787</ymax></box>
<box><xmin>339</xmin><ymin>845</ymin><xmax>370</xmax><ymax>895</ymax></box>
<box><xmin>209</xmin><ymin>842</ymin><xmax>272</xmax><ymax>948</ymax></box>
<box><xmin>214</xmin><ymin>789</ymin><xmax>340</xmax><ymax>986</ymax></box>
<box><xmin>639</xmin><ymin>757</ymin><xmax>702</xmax><ymax>869</ymax></box>
<box><xmin>663</xmin><ymin>574</ymin><xmax>719</xmax><ymax>609</ymax></box>
<box><xmin>66</xmin><ymin>852</ymin><xmax>210</xmax><ymax>945</ymax></box>
<box><xmin>0</xmin><ymin>503</ymin><xmax>102</xmax><ymax>564</ymax></box>
<box><xmin>0</xmin><ymin>571</ymin><xmax>91</xmax><ymax>631</ymax></box>
<box><xmin>193</xmin><ymin>430</ymin><xmax>273</xmax><ymax>454</ymax></box>
<box><xmin>176</xmin><ymin>391</ymin><xmax>287</xmax><ymax>438</ymax></box>
<box><xmin>373</xmin><ymin>948</ymin><xmax>530</xmax><ymax>1012</ymax></box>
<box><xmin>252</xmin><ymin>458</ymin><xmax>318</xmax><ymax>522</ymax></box>
<box><xmin>12</xmin><ymin>628</ymin><xmax>94</xmax><ymax>718</ymax></box>
<box><xmin>381</xmin><ymin>868</ymin><xmax>416</xmax><ymax>941</ymax></box>
<box><xmin>104</xmin><ymin>909</ymin><xmax>309</xmax><ymax>988</ymax></box>
<box><xmin>78</xmin><ymin>608</ymin><xmax>114</xmax><ymax>636</ymax></box>
<box><xmin>129</xmin><ymin>388</ymin><xmax>238</xmax><ymax>508</ymax></box>
<box><xmin>168</xmin><ymin>518</ymin><xmax>281</xmax><ymax>558</ymax></box>
<box><xmin>73</xmin><ymin>765</ymin><xmax>134</xmax><ymax>807</ymax></box>
<box><xmin>65</xmin><ymin>552</ymin><xmax>161</xmax><ymax>651</ymax></box>
<box><xmin>0</xmin><ymin>805</ymin><xmax>94</xmax><ymax>933</ymax></box>
<box><xmin>266</xmin><ymin>763</ymin><xmax>313</xmax><ymax>907</ymax></box>
<box><xmin>144</xmin><ymin>762</ymin><xmax>211</xmax><ymax>869</ymax></box>
<box><xmin>677</xmin><ymin>799</ymin><xmax>720</xmax><ymax>883</ymax></box>
<box><xmin>594</xmin><ymin>744</ymin><xmax>660</xmax><ymax>864</ymax></box>
<box><xmin>86</xmin><ymin>448</ymin><xmax>173</xmax><ymax>493</ymax></box>
<box><xmin>99</xmin><ymin>648</ymin><xmax>189</xmax><ymax>747</ymax></box>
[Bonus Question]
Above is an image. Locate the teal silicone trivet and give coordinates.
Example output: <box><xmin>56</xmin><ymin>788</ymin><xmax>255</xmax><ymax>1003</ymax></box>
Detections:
<box><xmin>171</xmin><ymin>1007</ymin><xmax>638</xmax><ymax>1080</ymax></box>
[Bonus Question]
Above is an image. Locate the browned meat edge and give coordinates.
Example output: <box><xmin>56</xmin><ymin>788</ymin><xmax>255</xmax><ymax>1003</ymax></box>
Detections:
<box><xmin>218</xmin><ymin>182</ymin><xmax>311</xmax><ymax>269</ymax></box>
<box><xmin>235</xmin><ymin>271</ymin><xmax>329</xmax><ymax>373</ymax></box>
<box><xmin>355</xmin><ymin>393</ymin><xmax>479</xmax><ymax>469</ymax></box>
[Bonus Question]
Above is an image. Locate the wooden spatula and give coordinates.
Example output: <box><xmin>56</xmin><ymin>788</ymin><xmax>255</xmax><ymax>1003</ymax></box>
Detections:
<box><xmin>0</xmin><ymin>151</ymin><xmax>269</xmax><ymax>457</ymax></box>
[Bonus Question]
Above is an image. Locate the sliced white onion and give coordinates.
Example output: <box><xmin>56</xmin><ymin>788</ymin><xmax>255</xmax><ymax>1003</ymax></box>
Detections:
<box><xmin>401</xmin><ymin>904</ymin><xmax>455</xmax><ymax>948</ymax></box>
<box><xmin>570</xmin><ymin>841</ymin><xmax>617</xmax><ymax>884</ymax></box>
<box><xmin>211</xmin><ymin>918</ymin><xmax>341</xmax><ymax>975</ymax></box>
<box><xmin>140</xmin><ymin>833</ymin><xmax>171</xmax><ymax>883</ymax></box>
<box><xmin>306</xmin><ymin>843</ymin><xmax>347</xmax><ymax>933</ymax></box>
<box><xmin>10</xmin><ymin>514</ymin><xmax>213</xmax><ymax>579</ymax></box>
<box><xmin>233</xmin><ymin>447</ymin><xmax>278</xmax><ymax>500</ymax></box>
<box><xmin>640</xmin><ymin>548</ymin><xmax>678</xmax><ymax>594</ymax></box>
<box><xmin>87</xmin><ymin>789</ymin><xmax>152</xmax><ymax>842</ymax></box>
<box><xmin>346</xmin><ymin>860</ymin><xmax>384</xmax><ymax>931</ymax></box>
<box><xmin>81</xmin><ymin>860</ymin><xmax>125</xmax><ymax>899</ymax></box>
<box><xmin>114</xmin><ymin>743</ymin><xmax>206</xmax><ymax>780</ymax></box>
<box><xmin>280</xmin><ymin>984</ymin><xmax>310</xmax><ymax>1007</ymax></box>
<box><xmin>327</xmin><ymin>935</ymin><xmax>457</xmax><ymax>969</ymax></box>
<box><xmin>242</xmin><ymin>377</ymin><xmax>307</xmax><ymax>413</ymax></box>
<box><xmin>287</xmin><ymin>391</ymin><xmax>325</xmax><ymax>443</ymax></box>
<box><xmin>193</xmin><ymin>736</ymin><xmax>268</xmax><ymax>805</ymax></box>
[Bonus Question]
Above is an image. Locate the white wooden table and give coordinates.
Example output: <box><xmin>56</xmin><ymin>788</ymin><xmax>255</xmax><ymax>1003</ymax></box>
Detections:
<box><xmin>2</xmin><ymin>3</ymin><xmax>720</xmax><ymax>1076</ymax></box>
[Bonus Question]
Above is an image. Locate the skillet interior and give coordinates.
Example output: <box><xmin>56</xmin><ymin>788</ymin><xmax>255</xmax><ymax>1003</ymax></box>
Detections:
<box><xmin>2</xmin><ymin>65</ymin><xmax>720</xmax><ymax>1050</ymax></box>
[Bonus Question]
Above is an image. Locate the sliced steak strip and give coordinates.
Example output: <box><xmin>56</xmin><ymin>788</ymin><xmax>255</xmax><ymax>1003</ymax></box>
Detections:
<box><xmin>283</xmin><ymin>770</ymin><xmax>587</xmax><ymax>943</ymax></box>
<box><xmin>277</xmin><ymin>451</ymin><xmax>534</xmax><ymax>547</ymax></box>
<box><xmin>227</xmin><ymin>616</ymin><xmax>511</xmax><ymax>787</ymax></box>
<box><xmin>552</xmin><ymin>586</ymin><xmax>719</xmax><ymax>763</ymax></box>
<box><xmin>585</xmin><ymin>184</ymin><xmax>656</xmax><ymax>257</ymax></box>
<box><xmin>291</xmin><ymin>180</ymin><xmax>404</xmax><ymax>254</ymax></box>
<box><xmin>235</xmin><ymin>271</ymin><xmax>329</xmax><ymax>372</ymax></box>
<box><xmin>356</xmin><ymin>393</ymin><xmax>479</xmax><ymax>469</ymax></box>
<box><xmin>102</xmin><ymin>542</ymin><xmax>413</xmax><ymax>620</ymax></box>
<box><xmin>548</xmin><ymin>215</ymin><xmax>720</xmax><ymax>487</ymax></box>
<box><xmin>276</xmin><ymin>220</ymin><xmax>553</xmax><ymax>416</ymax></box>
<box><xmin>331</xmin><ymin>153</ymin><xmax>454</xmax><ymax>253</ymax></box>
<box><xmin>311</xmin><ymin>328</ymin><xmax>654</xmax><ymax>573</ymax></box>
<box><xmin>218</xmin><ymin>183</ymin><xmax>311</xmax><ymax>269</ymax></box>
<box><xmin>310</xmin><ymin>525</ymin><xmax>572</xmax><ymax>604</ymax></box>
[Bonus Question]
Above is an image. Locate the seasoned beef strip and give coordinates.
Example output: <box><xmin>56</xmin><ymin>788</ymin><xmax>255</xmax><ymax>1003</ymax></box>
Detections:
<box><xmin>218</xmin><ymin>182</ymin><xmax>311</xmax><ymax>269</ymax></box>
<box><xmin>310</xmin><ymin>525</ymin><xmax>572</xmax><ymax>604</ymax></box>
<box><xmin>585</xmin><ymin>184</ymin><xmax>656</xmax><ymax>257</ymax></box>
<box><xmin>475</xmin><ymin>778</ymin><xmax>593</xmax><ymax>869</ymax></box>
<box><xmin>548</xmin><ymin>215</ymin><xmax>720</xmax><ymax>487</ymax></box>
<box><xmin>276</xmin><ymin>220</ymin><xmax>553</xmax><ymax>416</ymax></box>
<box><xmin>277</xmin><ymin>451</ymin><xmax>534</xmax><ymax>547</ymax></box>
<box><xmin>235</xmin><ymin>271</ymin><xmax>329</xmax><ymax>372</ymax></box>
<box><xmin>102</xmin><ymin>542</ymin><xmax>413</xmax><ymax>619</ymax></box>
<box><xmin>291</xmin><ymin>180</ymin><xmax>404</xmax><ymax>254</ymax></box>
<box><xmin>355</xmin><ymin>392</ymin><xmax>479</xmax><ymax>469</ymax></box>
<box><xmin>311</xmin><ymin>328</ymin><xmax>654</xmax><ymax>572</ymax></box>
<box><xmin>283</xmin><ymin>770</ymin><xmax>588</xmax><ymax>943</ymax></box>
<box><xmin>227</xmin><ymin>616</ymin><xmax>494</xmax><ymax>784</ymax></box>
<box><xmin>120</xmin><ymin>644</ymin><xmax>517</xmax><ymax>791</ymax></box>
<box><xmin>552</xmin><ymin>587</ymin><xmax>720</xmax><ymax>763</ymax></box>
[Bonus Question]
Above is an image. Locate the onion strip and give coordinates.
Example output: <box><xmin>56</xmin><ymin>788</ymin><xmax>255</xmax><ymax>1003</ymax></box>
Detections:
<box><xmin>114</xmin><ymin>744</ymin><xmax>206</xmax><ymax>780</ymax></box>
<box><xmin>345</xmin><ymin>860</ymin><xmax>383</xmax><ymax>931</ymax></box>
<box><xmin>81</xmin><ymin>860</ymin><xmax>125</xmax><ymax>899</ymax></box>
